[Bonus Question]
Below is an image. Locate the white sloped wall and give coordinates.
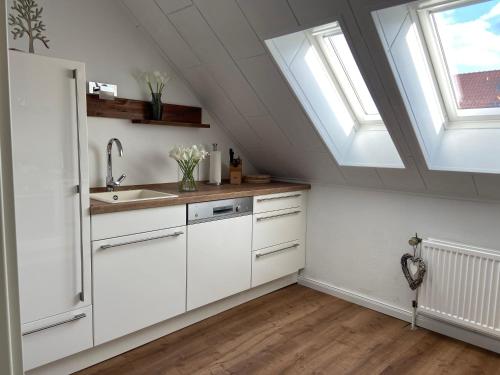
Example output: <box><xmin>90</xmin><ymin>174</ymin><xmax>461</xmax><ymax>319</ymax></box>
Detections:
<box><xmin>119</xmin><ymin>0</ymin><xmax>500</xmax><ymax>199</ymax></box>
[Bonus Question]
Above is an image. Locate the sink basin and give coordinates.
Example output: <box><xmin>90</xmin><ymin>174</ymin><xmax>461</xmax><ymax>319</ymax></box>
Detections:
<box><xmin>90</xmin><ymin>189</ymin><xmax>178</xmax><ymax>204</ymax></box>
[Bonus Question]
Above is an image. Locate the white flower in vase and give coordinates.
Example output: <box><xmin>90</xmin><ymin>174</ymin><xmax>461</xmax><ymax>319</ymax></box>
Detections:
<box><xmin>141</xmin><ymin>70</ymin><xmax>171</xmax><ymax>120</ymax></box>
<box><xmin>169</xmin><ymin>145</ymin><xmax>208</xmax><ymax>192</ymax></box>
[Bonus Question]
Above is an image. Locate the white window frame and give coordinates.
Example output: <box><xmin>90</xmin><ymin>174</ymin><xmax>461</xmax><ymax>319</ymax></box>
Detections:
<box><xmin>417</xmin><ymin>0</ymin><xmax>500</xmax><ymax>128</ymax></box>
<box><xmin>308</xmin><ymin>23</ymin><xmax>384</xmax><ymax>129</ymax></box>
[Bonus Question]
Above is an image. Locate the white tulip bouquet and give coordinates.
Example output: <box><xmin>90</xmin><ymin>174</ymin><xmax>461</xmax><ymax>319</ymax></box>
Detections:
<box><xmin>169</xmin><ymin>145</ymin><xmax>208</xmax><ymax>192</ymax></box>
<box><xmin>142</xmin><ymin>71</ymin><xmax>170</xmax><ymax>95</ymax></box>
<box><xmin>141</xmin><ymin>71</ymin><xmax>171</xmax><ymax>120</ymax></box>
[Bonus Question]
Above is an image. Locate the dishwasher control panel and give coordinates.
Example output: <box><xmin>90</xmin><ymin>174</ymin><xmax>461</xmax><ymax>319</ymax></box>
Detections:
<box><xmin>187</xmin><ymin>197</ymin><xmax>253</xmax><ymax>224</ymax></box>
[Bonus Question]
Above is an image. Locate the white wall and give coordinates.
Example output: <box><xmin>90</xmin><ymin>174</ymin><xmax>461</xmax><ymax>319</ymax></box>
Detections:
<box><xmin>303</xmin><ymin>185</ymin><xmax>500</xmax><ymax>311</ymax></box>
<box><xmin>7</xmin><ymin>0</ymin><xmax>255</xmax><ymax>187</ymax></box>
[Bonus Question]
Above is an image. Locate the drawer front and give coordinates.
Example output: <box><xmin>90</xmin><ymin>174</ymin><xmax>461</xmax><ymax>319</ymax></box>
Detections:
<box><xmin>253</xmin><ymin>207</ymin><xmax>305</xmax><ymax>250</ymax></box>
<box><xmin>93</xmin><ymin>227</ymin><xmax>187</xmax><ymax>345</ymax></box>
<box><xmin>22</xmin><ymin>306</ymin><xmax>93</xmax><ymax>371</ymax></box>
<box><xmin>91</xmin><ymin>205</ymin><xmax>185</xmax><ymax>240</ymax></box>
<box><xmin>252</xmin><ymin>241</ymin><xmax>305</xmax><ymax>287</ymax></box>
<box><xmin>253</xmin><ymin>191</ymin><xmax>304</xmax><ymax>214</ymax></box>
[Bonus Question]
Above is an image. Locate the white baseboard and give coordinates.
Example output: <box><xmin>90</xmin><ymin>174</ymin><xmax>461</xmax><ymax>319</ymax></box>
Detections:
<box><xmin>416</xmin><ymin>315</ymin><xmax>500</xmax><ymax>354</ymax></box>
<box><xmin>27</xmin><ymin>274</ymin><xmax>297</xmax><ymax>375</ymax></box>
<box><xmin>298</xmin><ymin>276</ymin><xmax>500</xmax><ymax>354</ymax></box>
<box><xmin>298</xmin><ymin>276</ymin><xmax>412</xmax><ymax>321</ymax></box>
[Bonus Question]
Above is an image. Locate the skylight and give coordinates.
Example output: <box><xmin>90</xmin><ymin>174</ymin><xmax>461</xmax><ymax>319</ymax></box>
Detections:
<box><xmin>266</xmin><ymin>25</ymin><xmax>404</xmax><ymax>169</ymax></box>
<box><xmin>419</xmin><ymin>0</ymin><xmax>500</xmax><ymax>123</ymax></box>
<box><xmin>374</xmin><ymin>0</ymin><xmax>500</xmax><ymax>173</ymax></box>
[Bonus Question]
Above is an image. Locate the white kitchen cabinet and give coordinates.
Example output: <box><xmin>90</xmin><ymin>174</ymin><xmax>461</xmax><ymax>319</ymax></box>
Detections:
<box><xmin>187</xmin><ymin>215</ymin><xmax>252</xmax><ymax>310</ymax></box>
<box><xmin>252</xmin><ymin>240</ymin><xmax>305</xmax><ymax>287</ymax></box>
<box><xmin>92</xmin><ymin>227</ymin><xmax>187</xmax><ymax>345</ymax></box>
<box><xmin>252</xmin><ymin>190</ymin><xmax>307</xmax><ymax>285</ymax></box>
<box><xmin>9</xmin><ymin>51</ymin><xmax>92</xmax><ymax>370</ymax></box>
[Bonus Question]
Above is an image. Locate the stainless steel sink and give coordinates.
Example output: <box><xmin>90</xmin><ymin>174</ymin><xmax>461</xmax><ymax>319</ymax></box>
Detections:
<box><xmin>90</xmin><ymin>189</ymin><xmax>178</xmax><ymax>204</ymax></box>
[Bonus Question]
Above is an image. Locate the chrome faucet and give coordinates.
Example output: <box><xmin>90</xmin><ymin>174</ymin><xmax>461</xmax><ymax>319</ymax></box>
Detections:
<box><xmin>106</xmin><ymin>138</ymin><xmax>126</xmax><ymax>192</ymax></box>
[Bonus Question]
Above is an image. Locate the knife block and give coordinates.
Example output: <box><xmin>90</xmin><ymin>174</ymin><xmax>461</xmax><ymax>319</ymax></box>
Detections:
<box><xmin>229</xmin><ymin>163</ymin><xmax>243</xmax><ymax>185</ymax></box>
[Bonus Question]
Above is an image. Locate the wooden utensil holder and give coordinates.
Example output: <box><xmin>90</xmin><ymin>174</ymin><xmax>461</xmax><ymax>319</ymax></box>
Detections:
<box><xmin>229</xmin><ymin>164</ymin><xmax>243</xmax><ymax>185</ymax></box>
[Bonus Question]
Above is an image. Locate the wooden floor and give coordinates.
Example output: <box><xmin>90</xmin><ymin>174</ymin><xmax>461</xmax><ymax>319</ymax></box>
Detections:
<box><xmin>76</xmin><ymin>284</ymin><xmax>500</xmax><ymax>375</ymax></box>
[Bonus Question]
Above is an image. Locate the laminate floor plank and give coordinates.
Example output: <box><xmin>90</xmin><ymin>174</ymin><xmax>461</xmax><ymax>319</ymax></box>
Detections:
<box><xmin>75</xmin><ymin>285</ymin><xmax>500</xmax><ymax>375</ymax></box>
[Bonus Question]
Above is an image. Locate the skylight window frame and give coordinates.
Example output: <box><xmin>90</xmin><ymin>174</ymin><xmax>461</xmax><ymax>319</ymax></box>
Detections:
<box><xmin>417</xmin><ymin>0</ymin><xmax>500</xmax><ymax>128</ymax></box>
<box><xmin>309</xmin><ymin>23</ymin><xmax>384</xmax><ymax>129</ymax></box>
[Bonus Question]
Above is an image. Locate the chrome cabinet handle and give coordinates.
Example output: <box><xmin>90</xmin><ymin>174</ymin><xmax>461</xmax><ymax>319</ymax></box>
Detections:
<box><xmin>73</xmin><ymin>68</ymin><xmax>85</xmax><ymax>303</ymax></box>
<box><xmin>255</xmin><ymin>243</ymin><xmax>300</xmax><ymax>258</ymax></box>
<box><xmin>22</xmin><ymin>313</ymin><xmax>87</xmax><ymax>336</ymax></box>
<box><xmin>256</xmin><ymin>210</ymin><xmax>301</xmax><ymax>222</ymax></box>
<box><xmin>256</xmin><ymin>193</ymin><xmax>301</xmax><ymax>202</ymax></box>
<box><xmin>99</xmin><ymin>231</ymin><xmax>184</xmax><ymax>250</ymax></box>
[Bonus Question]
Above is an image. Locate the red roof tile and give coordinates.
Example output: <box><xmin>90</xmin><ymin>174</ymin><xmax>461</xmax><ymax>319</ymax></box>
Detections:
<box><xmin>454</xmin><ymin>70</ymin><xmax>500</xmax><ymax>109</ymax></box>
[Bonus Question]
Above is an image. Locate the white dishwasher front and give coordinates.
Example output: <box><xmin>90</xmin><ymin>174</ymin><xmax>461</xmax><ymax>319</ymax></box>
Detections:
<box><xmin>187</xmin><ymin>198</ymin><xmax>253</xmax><ymax>311</ymax></box>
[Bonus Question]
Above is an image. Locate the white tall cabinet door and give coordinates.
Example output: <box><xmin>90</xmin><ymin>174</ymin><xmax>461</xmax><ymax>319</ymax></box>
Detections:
<box><xmin>9</xmin><ymin>51</ymin><xmax>91</xmax><ymax>370</ymax></box>
<box><xmin>93</xmin><ymin>228</ymin><xmax>187</xmax><ymax>345</ymax></box>
<box><xmin>9</xmin><ymin>51</ymin><xmax>91</xmax><ymax>323</ymax></box>
<box><xmin>187</xmin><ymin>215</ymin><xmax>252</xmax><ymax>310</ymax></box>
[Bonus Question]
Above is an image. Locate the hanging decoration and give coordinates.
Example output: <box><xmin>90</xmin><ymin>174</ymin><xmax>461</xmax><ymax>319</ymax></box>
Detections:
<box><xmin>8</xmin><ymin>0</ymin><xmax>50</xmax><ymax>54</ymax></box>
<box><xmin>401</xmin><ymin>233</ymin><xmax>426</xmax><ymax>330</ymax></box>
<box><xmin>401</xmin><ymin>234</ymin><xmax>426</xmax><ymax>290</ymax></box>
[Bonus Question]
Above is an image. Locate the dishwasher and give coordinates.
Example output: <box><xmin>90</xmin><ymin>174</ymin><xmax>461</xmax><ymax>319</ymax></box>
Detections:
<box><xmin>187</xmin><ymin>197</ymin><xmax>253</xmax><ymax>310</ymax></box>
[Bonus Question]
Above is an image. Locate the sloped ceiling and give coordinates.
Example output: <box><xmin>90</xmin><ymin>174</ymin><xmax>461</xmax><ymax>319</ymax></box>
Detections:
<box><xmin>120</xmin><ymin>0</ymin><xmax>500</xmax><ymax>200</ymax></box>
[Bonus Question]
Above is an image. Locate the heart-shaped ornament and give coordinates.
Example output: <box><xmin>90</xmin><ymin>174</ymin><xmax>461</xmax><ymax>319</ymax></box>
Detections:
<box><xmin>401</xmin><ymin>253</ymin><xmax>426</xmax><ymax>290</ymax></box>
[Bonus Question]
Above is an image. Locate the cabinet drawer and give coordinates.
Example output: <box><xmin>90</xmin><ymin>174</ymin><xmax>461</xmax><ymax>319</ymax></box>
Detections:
<box><xmin>22</xmin><ymin>306</ymin><xmax>93</xmax><ymax>371</ymax></box>
<box><xmin>91</xmin><ymin>205</ymin><xmax>185</xmax><ymax>240</ymax></box>
<box><xmin>252</xmin><ymin>241</ymin><xmax>305</xmax><ymax>287</ymax></box>
<box><xmin>93</xmin><ymin>227</ymin><xmax>187</xmax><ymax>345</ymax></box>
<box><xmin>253</xmin><ymin>191</ymin><xmax>303</xmax><ymax>214</ymax></box>
<box><xmin>252</xmin><ymin>207</ymin><xmax>305</xmax><ymax>250</ymax></box>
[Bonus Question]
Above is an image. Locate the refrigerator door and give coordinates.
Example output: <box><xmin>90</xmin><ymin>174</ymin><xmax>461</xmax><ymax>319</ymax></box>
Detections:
<box><xmin>9</xmin><ymin>51</ymin><xmax>91</xmax><ymax>324</ymax></box>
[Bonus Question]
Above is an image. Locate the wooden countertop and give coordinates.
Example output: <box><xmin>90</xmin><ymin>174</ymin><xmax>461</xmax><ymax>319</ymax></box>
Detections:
<box><xmin>90</xmin><ymin>181</ymin><xmax>310</xmax><ymax>215</ymax></box>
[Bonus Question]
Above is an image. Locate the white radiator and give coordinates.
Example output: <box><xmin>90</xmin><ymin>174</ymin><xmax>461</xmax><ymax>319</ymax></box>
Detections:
<box><xmin>419</xmin><ymin>239</ymin><xmax>500</xmax><ymax>339</ymax></box>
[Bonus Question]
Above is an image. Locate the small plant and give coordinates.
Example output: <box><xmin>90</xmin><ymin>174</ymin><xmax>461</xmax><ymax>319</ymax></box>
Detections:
<box><xmin>8</xmin><ymin>0</ymin><xmax>50</xmax><ymax>54</ymax></box>
<box><xmin>169</xmin><ymin>145</ymin><xmax>208</xmax><ymax>192</ymax></box>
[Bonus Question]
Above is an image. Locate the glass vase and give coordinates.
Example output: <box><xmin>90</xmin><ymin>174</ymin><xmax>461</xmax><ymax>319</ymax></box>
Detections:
<box><xmin>151</xmin><ymin>93</ymin><xmax>163</xmax><ymax>121</ymax></box>
<box><xmin>178</xmin><ymin>164</ymin><xmax>198</xmax><ymax>192</ymax></box>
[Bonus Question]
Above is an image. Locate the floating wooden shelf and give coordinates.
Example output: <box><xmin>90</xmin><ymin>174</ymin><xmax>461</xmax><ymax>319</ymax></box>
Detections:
<box><xmin>86</xmin><ymin>94</ymin><xmax>209</xmax><ymax>128</ymax></box>
<box><xmin>131</xmin><ymin>119</ymin><xmax>210</xmax><ymax>128</ymax></box>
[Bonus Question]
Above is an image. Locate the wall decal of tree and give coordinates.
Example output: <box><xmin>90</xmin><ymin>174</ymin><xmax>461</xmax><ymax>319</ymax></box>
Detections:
<box><xmin>8</xmin><ymin>0</ymin><xmax>50</xmax><ymax>54</ymax></box>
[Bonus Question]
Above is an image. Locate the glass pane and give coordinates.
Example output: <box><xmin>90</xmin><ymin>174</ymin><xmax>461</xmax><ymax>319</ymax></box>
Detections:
<box><xmin>304</xmin><ymin>45</ymin><xmax>356</xmax><ymax>136</ymax></box>
<box><xmin>327</xmin><ymin>33</ymin><xmax>380</xmax><ymax>116</ymax></box>
<box><xmin>433</xmin><ymin>0</ymin><xmax>500</xmax><ymax>109</ymax></box>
